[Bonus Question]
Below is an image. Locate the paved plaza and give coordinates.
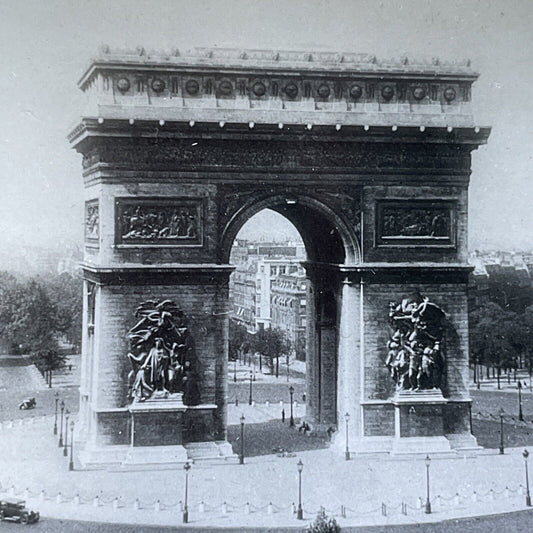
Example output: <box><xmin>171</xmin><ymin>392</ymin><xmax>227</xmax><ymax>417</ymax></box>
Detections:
<box><xmin>1</xmin><ymin>408</ymin><xmax>533</xmax><ymax>529</ymax></box>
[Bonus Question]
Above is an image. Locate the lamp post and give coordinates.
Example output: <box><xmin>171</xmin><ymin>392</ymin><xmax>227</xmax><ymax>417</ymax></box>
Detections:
<box><xmin>297</xmin><ymin>459</ymin><xmax>304</xmax><ymax>519</ymax></box>
<box><xmin>233</xmin><ymin>358</ymin><xmax>237</xmax><ymax>383</ymax></box>
<box><xmin>518</xmin><ymin>381</ymin><xmax>524</xmax><ymax>421</ymax></box>
<box><xmin>524</xmin><ymin>449</ymin><xmax>532</xmax><ymax>507</ymax></box>
<box><xmin>499</xmin><ymin>407</ymin><xmax>505</xmax><ymax>455</ymax></box>
<box><xmin>289</xmin><ymin>386</ymin><xmax>295</xmax><ymax>427</ymax></box>
<box><xmin>425</xmin><ymin>455</ymin><xmax>432</xmax><ymax>514</ymax></box>
<box><xmin>69</xmin><ymin>421</ymin><xmax>75</xmax><ymax>471</ymax></box>
<box><xmin>344</xmin><ymin>412</ymin><xmax>350</xmax><ymax>460</ymax></box>
<box><xmin>183</xmin><ymin>462</ymin><xmax>191</xmax><ymax>523</ymax></box>
<box><xmin>53</xmin><ymin>393</ymin><xmax>59</xmax><ymax>435</ymax></box>
<box><xmin>58</xmin><ymin>400</ymin><xmax>65</xmax><ymax>447</ymax></box>
<box><xmin>248</xmin><ymin>370</ymin><xmax>253</xmax><ymax>405</ymax></box>
<box><xmin>286</xmin><ymin>354</ymin><xmax>290</xmax><ymax>382</ymax></box>
<box><xmin>240</xmin><ymin>414</ymin><xmax>245</xmax><ymax>465</ymax></box>
<box><xmin>63</xmin><ymin>410</ymin><xmax>70</xmax><ymax>456</ymax></box>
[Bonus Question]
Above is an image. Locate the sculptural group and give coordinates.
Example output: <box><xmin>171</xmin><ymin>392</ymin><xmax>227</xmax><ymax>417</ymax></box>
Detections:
<box><xmin>385</xmin><ymin>293</ymin><xmax>446</xmax><ymax>392</ymax></box>
<box><xmin>126</xmin><ymin>299</ymin><xmax>199</xmax><ymax>404</ymax></box>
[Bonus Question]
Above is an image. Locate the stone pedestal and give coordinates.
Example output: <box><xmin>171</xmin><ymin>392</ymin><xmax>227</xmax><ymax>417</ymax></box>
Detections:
<box><xmin>129</xmin><ymin>394</ymin><xmax>186</xmax><ymax>447</ymax></box>
<box><xmin>391</xmin><ymin>389</ymin><xmax>452</xmax><ymax>455</ymax></box>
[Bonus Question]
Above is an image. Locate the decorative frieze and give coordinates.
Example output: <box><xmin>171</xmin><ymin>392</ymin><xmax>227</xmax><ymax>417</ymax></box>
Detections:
<box><xmin>82</xmin><ymin>139</ymin><xmax>471</xmax><ymax>173</ymax></box>
<box><xmin>376</xmin><ymin>200</ymin><xmax>456</xmax><ymax>246</ymax></box>
<box><xmin>115</xmin><ymin>198</ymin><xmax>203</xmax><ymax>246</ymax></box>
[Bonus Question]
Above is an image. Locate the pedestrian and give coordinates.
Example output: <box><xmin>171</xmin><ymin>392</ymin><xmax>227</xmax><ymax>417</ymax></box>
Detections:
<box><xmin>282</xmin><ymin>408</ymin><xmax>285</xmax><ymax>423</ymax></box>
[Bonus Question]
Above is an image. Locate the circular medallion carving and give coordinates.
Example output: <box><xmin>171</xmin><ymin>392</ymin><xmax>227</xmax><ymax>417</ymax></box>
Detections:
<box><xmin>151</xmin><ymin>78</ymin><xmax>165</xmax><ymax>93</ymax></box>
<box><xmin>185</xmin><ymin>79</ymin><xmax>200</xmax><ymax>95</ymax></box>
<box><xmin>317</xmin><ymin>84</ymin><xmax>330</xmax><ymax>98</ymax></box>
<box><xmin>218</xmin><ymin>80</ymin><xmax>233</xmax><ymax>96</ymax></box>
<box><xmin>284</xmin><ymin>83</ymin><xmax>298</xmax><ymax>98</ymax></box>
<box><xmin>349</xmin><ymin>84</ymin><xmax>363</xmax><ymax>99</ymax></box>
<box><xmin>412</xmin><ymin>87</ymin><xmax>426</xmax><ymax>100</ymax></box>
<box><xmin>252</xmin><ymin>82</ymin><xmax>266</xmax><ymax>97</ymax></box>
<box><xmin>381</xmin><ymin>85</ymin><xmax>394</xmax><ymax>100</ymax></box>
<box><xmin>117</xmin><ymin>77</ymin><xmax>130</xmax><ymax>92</ymax></box>
<box><xmin>444</xmin><ymin>87</ymin><xmax>456</xmax><ymax>102</ymax></box>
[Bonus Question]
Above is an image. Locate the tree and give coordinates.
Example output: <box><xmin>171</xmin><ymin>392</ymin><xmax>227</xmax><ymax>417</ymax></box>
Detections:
<box><xmin>44</xmin><ymin>272</ymin><xmax>83</xmax><ymax>349</ymax></box>
<box><xmin>229</xmin><ymin>320</ymin><xmax>250</xmax><ymax>362</ymax></box>
<box><xmin>31</xmin><ymin>348</ymin><xmax>67</xmax><ymax>387</ymax></box>
<box><xmin>251</xmin><ymin>327</ymin><xmax>291</xmax><ymax>377</ymax></box>
<box><xmin>469</xmin><ymin>302</ymin><xmax>519</xmax><ymax>389</ymax></box>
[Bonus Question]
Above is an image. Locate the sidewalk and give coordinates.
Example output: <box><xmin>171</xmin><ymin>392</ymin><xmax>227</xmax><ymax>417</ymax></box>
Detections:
<box><xmin>1</xmin><ymin>414</ymin><xmax>533</xmax><ymax>529</ymax></box>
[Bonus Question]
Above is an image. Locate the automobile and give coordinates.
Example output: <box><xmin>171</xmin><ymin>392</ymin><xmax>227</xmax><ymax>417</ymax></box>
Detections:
<box><xmin>0</xmin><ymin>498</ymin><xmax>40</xmax><ymax>524</ymax></box>
<box><xmin>18</xmin><ymin>398</ymin><xmax>36</xmax><ymax>410</ymax></box>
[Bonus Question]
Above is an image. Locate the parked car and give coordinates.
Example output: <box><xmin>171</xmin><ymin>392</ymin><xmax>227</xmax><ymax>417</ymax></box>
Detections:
<box><xmin>0</xmin><ymin>498</ymin><xmax>39</xmax><ymax>524</ymax></box>
<box><xmin>18</xmin><ymin>398</ymin><xmax>36</xmax><ymax>410</ymax></box>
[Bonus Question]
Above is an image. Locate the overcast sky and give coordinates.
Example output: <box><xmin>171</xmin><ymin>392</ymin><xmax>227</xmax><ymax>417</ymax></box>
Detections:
<box><xmin>1</xmin><ymin>0</ymin><xmax>532</xmax><ymax>252</ymax></box>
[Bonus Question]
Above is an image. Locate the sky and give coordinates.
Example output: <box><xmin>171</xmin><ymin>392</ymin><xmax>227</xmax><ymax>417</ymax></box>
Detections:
<box><xmin>0</xmin><ymin>0</ymin><xmax>532</xmax><ymax>253</ymax></box>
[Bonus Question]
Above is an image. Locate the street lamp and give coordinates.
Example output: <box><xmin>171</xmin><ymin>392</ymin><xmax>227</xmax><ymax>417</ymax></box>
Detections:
<box><xmin>233</xmin><ymin>358</ymin><xmax>237</xmax><ymax>383</ymax></box>
<box><xmin>183</xmin><ymin>462</ymin><xmax>191</xmax><ymax>523</ymax></box>
<box><xmin>286</xmin><ymin>354</ymin><xmax>290</xmax><ymax>382</ymax></box>
<box><xmin>289</xmin><ymin>386</ymin><xmax>295</xmax><ymax>427</ymax></box>
<box><xmin>63</xmin><ymin>410</ymin><xmax>70</xmax><ymax>456</ymax></box>
<box><xmin>344</xmin><ymin>412</ymin><xmax>351</xmax><ymax>460</ymax></box>
<box><xmin>499</xmin><ymin>407</ymin><xmax>505</xmax><ymax>455</ymax></box>
<box><xmin>69</xmin><ymin>421</ymin><xmax>75</xmax><ymax>471</ymax></box>
<box><xmin>518</xmin><ymin>381</ymin><xmax>524</xmax><ymax>421</ymax></box>
<box><xmin>248</xmin><ymin>370</ymin><xmax>253</xmax><ymax>405</ymax></box>
<box><xmin>58</xmin><ymin>400</ymin><xmax>65</xmax><ymax>447</ymax></box>
<box><xmin>240</xmin><ymin>414</ymin><xmax>245</xmax><ymax>465</ymax></box>
<box><xmin>524</xmin><ymin>449</ymin><xmax>532</xmax><ymax>507</ymax></box>
<box><xmin>297</xmin><ymin>459</ymin><xmax>304</xmax><ymax>520</ymax></box>
<box><xmin>53</xmin><ymin>393</ymin><xmax>59</xmax><ymax>435</ymax></box>
<box><xmin>425</xmin><ymin>455</ymin><xmax>432</xmax><ymax>514</ymax></box>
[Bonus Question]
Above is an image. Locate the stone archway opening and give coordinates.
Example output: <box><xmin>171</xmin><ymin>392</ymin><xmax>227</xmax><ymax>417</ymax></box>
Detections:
<box><xmin>225</xmin><ymin>198</ymin><xmax>350</xmax><ymax>428</ymax></box>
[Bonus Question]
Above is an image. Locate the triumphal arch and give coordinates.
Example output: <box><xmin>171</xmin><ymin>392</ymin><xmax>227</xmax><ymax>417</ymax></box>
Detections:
<box><xmin>69</xmin><ymin>47</ymin><xmax>490</xmax><ymax>466</ymax></box>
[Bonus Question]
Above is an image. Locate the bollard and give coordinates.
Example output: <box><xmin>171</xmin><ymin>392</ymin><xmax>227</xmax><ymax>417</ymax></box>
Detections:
<box><xmin>401</xmin><ymin>502</ymin><xmax>407</xmax><ymax>515</ymax></box>
<box><xmin>199</xmin><ymin>501</ymin><xmax>205</xmax><ymax>513</ymax></box>
<box><xmin>154</xmin><ymin>500</ymin><xmax>161</xmax><ymax>512</ymax></box>
<box><xmin>472</xmin><ymin>491</ymin><xmax>477</xmax><ymax>502</ymax></box>
<box><xmin>341</xmin><ymin>504</ymin><xmax>346</xmax><ymax>518</ymax></box>
<box><xmin>133</xmin><ymin>498</ymin><xmax>140</xmax><ymax>510</ymax></box>
<box><xmin>222</xmin><ymin>501</ymin><xmax>228</xmax><ymax>514</ymax></box>
<box><xmin>23</xmin><ymin>489</ymin><xmax>29</xmax><ymax>500</ymax></box>
<box><xmin>56</xmin><ymin>492</ymin><xmax>62</xmax><ymax>504</ymax></box>
<box><xmin>178</xmin><ymin>500</ymin><xmax>183</xmax><ymax>512</ymax></box>
<box><xmin>453</xmin><ymin>493</ymin><xmax>460</xmax><ymax>507</ymax></box>
<box><xmin>93</xmin><ymin>495</ymin><xmax>99</xmax><ymax>507</ymax></box>
<box><xmin>381</xmin><ymin>503</ymin><xmax>387</xmax><ymax>516</ymax></box>
<box><xmin>244</xmin><ymin>502</ymin><xmax>250</xmax><ymax>515</ymax></box>
<box><xmin>435</xmin><ymin>495</ymin><xmax>442</xmax><ymax>509</ymax></box>
<box><xmin>113</xmin><ymin>498</ymin><xmax>119</xmax><ymax>511</ymax></box>
<box><xmin>235</xmin><ymin>398</ymin><xmax>239</xmax><ymax>406</ymax></box>
<box><xmin>416</xmin><ymin>497</ymin><xmax>422</xmax><ymax>509</ymax></box>
<box><xmin>291</xmin><ymin>502</ymin><xmax>296</xmax><ymax>514</ymax></box>
<box><xmin>39</xmin><ymin>490</ymin><xmax>45</xmax><ymax>503</ymax></box>
<box><xmin>488</xmin><ymin>489</ymin><xmax>494</xmax><ymax>501</ymax></box>
<box><xmin>268</xmin><ymin>502</ymin><xmax>273</xmax><ymax>514</ymax></box>
<box><xmin>74</xmin><ymin>494</ymin><xmax>80</xmax><ymax>506</ymax></box>
<box><xmin>505</xmin><ymin>487</ymin><xmax>510</xmax><ymax>499</ymax></box>
<box><xmin>251</xmin><ymin>401</ymin><xmax>255</xmax><ymax>407</ymax></box>
<box><xmin>9</xmin><ymin>485</ymin><xmax>15</xmax><ymax>496</ymax></box>
<box><xmin>266</xmin><ymin>401</ymin><xmax>270</xmax><ymax>408</ymax></box>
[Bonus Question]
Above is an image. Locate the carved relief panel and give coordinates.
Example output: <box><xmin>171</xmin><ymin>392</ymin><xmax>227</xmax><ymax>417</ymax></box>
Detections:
<box><xmin>375</xmin><ymin>200</ymin><xmax>456</xmax><ymax>247</ymax></box>
<box><xmin>85</xmin><ymin>200</ymin><xmax>99</xmax><ymax>244</ymax></box>
<box><xmin>115</xmin><ymin>198</ymin><xmax>203</xmax><ymax>246</ymax></box>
